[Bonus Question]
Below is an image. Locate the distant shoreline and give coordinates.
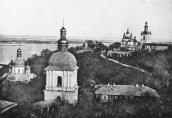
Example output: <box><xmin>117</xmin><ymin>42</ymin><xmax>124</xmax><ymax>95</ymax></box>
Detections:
<box><xmin>0</xmin><ymin>40</ymin><xmax>84</xmax><ymax>44</ymax></box>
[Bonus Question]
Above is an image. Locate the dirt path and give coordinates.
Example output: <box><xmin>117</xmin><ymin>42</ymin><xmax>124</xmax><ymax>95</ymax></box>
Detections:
<box><xmin>101</xmin><ymin>54</ymin><xmax>147</xmax><ymax>73</ymax></box>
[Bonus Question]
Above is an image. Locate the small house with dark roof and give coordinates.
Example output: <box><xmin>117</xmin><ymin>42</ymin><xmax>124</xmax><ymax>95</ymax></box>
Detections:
<box><xmin>95</xmin><ymin>84</ymin><xmax>159</xmax><ymax>103</ymax></box>
<box><xmin>107</xmin><ymin>50</ymin><xmax>132</xmax><ymax>58</ymax></box>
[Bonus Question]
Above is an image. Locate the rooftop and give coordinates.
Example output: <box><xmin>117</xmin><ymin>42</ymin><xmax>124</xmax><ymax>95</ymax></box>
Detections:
<box><xmin>6</xmin><ymin>73</ymin><xmax>37</xmax><ymax>83</ymax></box>
<box><xmin>108</xmin><ymin>50</ymin><xmax>131</xmax><ymax>54</ymax></box>
<box><xmin>48</xmin><ymin>51</ymin><xmax>78</xmax><ymax>71</ymax></box>
<box><xmin>95</xmin><ymin>85</ymin><xmax>159</xmax><ymax>98</ymax></box>
<box><xmin>0</xmin><ymin>100</ymin><xmax>17</xmax><ymax>114</ymax></box>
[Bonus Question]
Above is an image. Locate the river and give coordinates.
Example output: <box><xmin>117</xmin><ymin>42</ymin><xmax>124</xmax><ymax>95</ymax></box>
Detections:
<box><xmin>0</xmin><ymin>43</ymin><xmax>82</xmax><ymax>65</ymax></box>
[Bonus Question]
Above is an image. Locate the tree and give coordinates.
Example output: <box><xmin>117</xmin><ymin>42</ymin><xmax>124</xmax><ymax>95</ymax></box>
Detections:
<box><xmin>41</xmin><ymin>49</ymin><xmax>52</xmax><ymax>57</ymax></box>
<box><xmin>109</xmin><ymin>42</ymin><xmax>121</xmax><ymax>50</ymax></box>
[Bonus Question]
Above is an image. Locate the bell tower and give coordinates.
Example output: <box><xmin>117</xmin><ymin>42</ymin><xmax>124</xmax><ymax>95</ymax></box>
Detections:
<box><xmin>141</xmin><ymin>22</ymin><xmax>151</xmax><ymax>44</ymax></box>
<box><xmin>44</xmin><ymin>24</ymin><xmax>79</xmax><ymax>105</ymax></box>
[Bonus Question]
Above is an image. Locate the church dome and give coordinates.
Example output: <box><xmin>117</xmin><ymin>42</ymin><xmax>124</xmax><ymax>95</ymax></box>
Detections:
<box><xmin>13</xmin><ymin>57</ymin><xmax>25</xmax><ymax>67</ymax></box>
<box><xmin>58</xmin><ymin>38</ymin><xmax>68</xmax><ymax>45</ymax></box>
<box><xmin>48</xmin><ymin>51</ymin><xmax>77</xmax><ymax>71</ymax></box>
<box><xmin>17</xmin><ymin>48</ymin><xmax>21</xmax><ymax>53</ymax></box>
<box><xmin>60</xmin><ymin>26</ymin><xmax>66</xmax><ymax>32</ymax></box>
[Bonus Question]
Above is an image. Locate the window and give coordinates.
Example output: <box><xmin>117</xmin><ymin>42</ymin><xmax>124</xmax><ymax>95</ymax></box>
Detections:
<box><xmin>18</xmin><ymin>69</ymin><xmax>20</xmax><ymax>74</ymax></box>
<box><xmin>57</xmin><ymin>76</ymin><xmax>62</xmax><ymax>87</ymax></box>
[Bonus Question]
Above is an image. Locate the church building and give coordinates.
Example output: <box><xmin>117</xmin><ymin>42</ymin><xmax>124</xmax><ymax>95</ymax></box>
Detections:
<box><xmin>140</xmin><ymin>22</ymin><xmax>168</xmax><ymax>51</ymax></box>
<box><xmin>121</xmin><ymin>29</ymin><xmax>139</xmax><ymax>51</ymax></box>
<box><xmin>9</xmin><ymin>48</ymin><xmax>30</xmax><ymax>74</ymax></box>
<box><xmin>6</xmin><ymin>47</ymin><xmax>36</xmax><ymax>82</ymax></box>
<box><xmin>44</xmin><ymin>25</ymin><xmax>79</xmax><ymax>105</ymax></box>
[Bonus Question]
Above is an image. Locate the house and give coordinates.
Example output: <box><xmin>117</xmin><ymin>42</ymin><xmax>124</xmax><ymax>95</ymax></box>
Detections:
<box><xmin>95</xmin><ymin>84</ymin><xmax>159</xmax><ymax>103</ymax></box>
<box><xmin>107</xmin><ymin>50</ymin><xmax>132</xmax><ymax>58</ymax></box>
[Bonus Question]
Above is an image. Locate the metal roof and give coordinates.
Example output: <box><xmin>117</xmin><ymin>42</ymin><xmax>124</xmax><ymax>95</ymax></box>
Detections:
<box><xmin>95</xmin><ymin>85</ymin><xmax>159</xmax><ymax>98</ymax></box>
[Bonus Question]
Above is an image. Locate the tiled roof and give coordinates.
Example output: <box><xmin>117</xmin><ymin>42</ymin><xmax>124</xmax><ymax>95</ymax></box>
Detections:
<box><xmin>45</xmin><ymin>65</ymin><xmax>78</xmax><ymax>71</ymax></box>
<box><xmin>6</xmin><ymin>73</ymin><xmax>36</xmax><ymax>82</ymax></box>
<box><xmin>95</xmin><ymin>85</ymin><xmax>159</xmax><ymax>98</ymax></box>
<box><xmin>0</xmin><ymin>100</ymin><xmax>17</xmax><ymax>114</ymax></box>
<box><xmin>108</xmin><ymin>50</ymin><xmax>131</xmax><ymax>54</ymax></box>
<box><xmin>13</xmin><ymin>57</ymin><xmax>25</xmax><ymax>67</ymax></box>
<box><xmin>145</xmin><ymin>43</ymin><xmax>169</xmax><ymax>46</ymax></box>
<box><xmin>34</xmin><ymin>100</ymin><xmax>56</xmax><ymax>109</ymax></box>
<box><xmin>48</xmin><ymin>51</ymin><xmax>77</xmax><ymax>71</ymax></box>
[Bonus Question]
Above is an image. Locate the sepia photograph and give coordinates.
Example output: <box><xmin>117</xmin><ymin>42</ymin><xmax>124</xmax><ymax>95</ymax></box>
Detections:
<box><xmin>0</xmin><ymin>0</ymin><xmax>172</xmax><ymax>118</ymax></box>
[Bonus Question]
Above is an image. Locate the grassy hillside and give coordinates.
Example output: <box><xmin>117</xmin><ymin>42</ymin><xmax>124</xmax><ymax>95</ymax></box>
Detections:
<box><xmin>0</xmin><ymin>48</ymin><xmax>161</xmax><ymax>118</ymax></box>
<box><xmin>76</xmin><ymin>52</ymin><xmax>149</xmax><ymax>86</ymax></box>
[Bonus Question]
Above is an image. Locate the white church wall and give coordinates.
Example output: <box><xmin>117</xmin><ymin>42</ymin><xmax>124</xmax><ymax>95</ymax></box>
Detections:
<box><xmin>12</xmin><ymin>67</ymin><xmax>25</xmax><ymax>74</ymax></box>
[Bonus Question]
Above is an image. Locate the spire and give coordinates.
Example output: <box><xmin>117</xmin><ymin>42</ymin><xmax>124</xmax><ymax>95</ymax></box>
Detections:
<box><xmin>144</xmin><ymin>21</ymin><xmax>148</xmax><ymax>31</ymax></box>
<box><xmin>60</xmin><ymin>19</ymin><xmax>66</xmax><ymax>39</ymax></box>
<box><xmin>123</xmin><ymin>33</ymin><xmax>125</xmax><ymax>38</ymax></box>
<box><xmin>142</xmin><ymin>21</ymin><xmax>151</xmax><ymax>35</ymax></box>
<box><xmin>130</xmin><ymin>33</ymin><xmax>133</xmax><ymax>38</ymax></box>
<box><xmin>58</xmin><ymin>20</ymin><xmax>69</xmax><ymax>51</ymax></box>
<box><xmin>126</xmin><ymin>29</ymin><xmax>129</xmax><ymax>34</ymax></box>
<box><xmin>62</xmin><ymin>18</ymin><xmax>64</xmax><ymax>27</ymax></box>
<box><xmin>17</xmin><ymin>45</ymin><xmax>22</xmax><ymax>58</ymax></box>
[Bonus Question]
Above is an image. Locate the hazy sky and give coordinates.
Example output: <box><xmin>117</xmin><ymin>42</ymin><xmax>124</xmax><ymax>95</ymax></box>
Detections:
<box><xmin>0</xmin><ymin>0</ymin><xmax>172</xmax><ymax>41</ymax></box>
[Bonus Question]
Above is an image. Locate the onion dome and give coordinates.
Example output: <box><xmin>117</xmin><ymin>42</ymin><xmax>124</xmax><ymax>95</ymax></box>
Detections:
<box><xmin>47</xmin><ymin>51</ymin><xmax>77</xmax><ymax>71</ymax></box>
<box><xmin>144</xmin><ymin>21</ymin><xmax>148</xmax><ymax>29</ymax></box>
<box><xmin>142</xmin><ymin>22</ymin><xmax>151</xmax><ymax>35</ymax></box>
<box><xmin>60</xmin><ymin>26</ymin><xmax>66</xmax><ymax>33</ymax></box>
<box><xmin>13</xmin><ymin>48</ymin><xmax>24</xmax><ymax>67</ymax></box>
<box><xmin>17</xmin><ymin>48</ymin><xmax>22</xmax><ymax>57</ymax></box>
<box><xmin>13</xmin><ymin>58</ymin><xmax>25</xmax><ymax>67</ymax></box>
<box><xmin>60</xmin><ymin>26</ymin><xmax>66</xmax><ymax>39</ymax></box>
<box><xmin>45</xmin><ymin>25</ymin><xmax>78</xmax><ymax>71</ymax></box>
<box><xmin>58</xmin><ymin>26</ymin><xmax>68</xmax><ymax>51</ymax></box>
<box><xmin>125</xmin><ymin>29</ymin><xmax>130</xmax><ymax>39</ymax></box>
<box><xmin>123</xmin><ymin>33</ymin><xmax>125</xmax><ymax>38</ymax></box>
<box><xmin>133</xmin><ymin>36</ymin><xmax>137</xmax><ymax>42</ymax></box>
<box><xmin>130</xmin><ymin>33</ymin><xmax>133</xmax><ymax>38</ymax></box>
<box><xmin>58</xmin><ymin>38</ymin><xmax>68</xmax><ymax>46</ymax></box>
<box><xmin>126</xmin><ymin>29</ymin><xmax>130</xmax><ymax>34</ymax></box>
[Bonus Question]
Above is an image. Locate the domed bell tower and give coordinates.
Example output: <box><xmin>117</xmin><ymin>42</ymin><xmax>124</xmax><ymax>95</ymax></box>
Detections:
<box><xmin>44</xmin><ymin>24</ymin><xmax>79</xmax><ymax>105</ymax></box>
<box><xmin>141</xmin><ymin>22</ymin><xmax>151</xmax><ymax>44</ymax></box>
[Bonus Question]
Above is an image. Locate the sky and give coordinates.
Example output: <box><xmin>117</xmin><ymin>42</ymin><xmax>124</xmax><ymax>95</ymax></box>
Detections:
<box><xmin>0</xmin><ymin>0</ymin><xmax>172</xmax><ymax>41</ymax></box>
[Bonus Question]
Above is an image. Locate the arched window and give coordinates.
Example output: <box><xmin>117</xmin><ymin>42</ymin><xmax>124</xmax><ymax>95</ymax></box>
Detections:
<box><xmin>57</xmin><ymin>76</ymin><xmax>62</xmax><ymax>87</ymax></box>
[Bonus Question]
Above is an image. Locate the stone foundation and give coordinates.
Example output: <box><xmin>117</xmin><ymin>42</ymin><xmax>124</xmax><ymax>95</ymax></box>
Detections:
<box><xmin>44</xmin><ymin>89</ymin><xmax>78</xmax><ymax>105</ymax></box>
